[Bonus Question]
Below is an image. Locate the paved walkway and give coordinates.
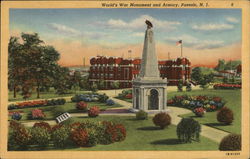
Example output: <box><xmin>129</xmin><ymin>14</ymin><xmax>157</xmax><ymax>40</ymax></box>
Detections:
<box><xmin>9</xmin><ymin>86</ymin><xmax>205</xmax><ymax>105</ymax></box>
<box><xmin>20</xmin><ymin>88</ymin><xmax>229</xmax><ymax>143</ymax></box>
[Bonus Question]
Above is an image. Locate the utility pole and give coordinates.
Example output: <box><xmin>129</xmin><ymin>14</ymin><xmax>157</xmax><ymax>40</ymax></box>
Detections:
<box><xmin>83</xmin><ymin>57</ymin><xmax>85</xmax><ymax>67</ymax></box>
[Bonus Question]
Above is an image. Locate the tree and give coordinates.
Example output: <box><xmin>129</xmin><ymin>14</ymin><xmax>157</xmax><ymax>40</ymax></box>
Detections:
<box><xmin>79</xmin><ymin>76</ymin><xmax>90</xmax><ymax>90</ymax></box>
<box><xmin>111</xmin><ymin>81</ymin><xmax>120</xmax><ymax>95</ymax></box>
<box><xmin>71</xmin><ymin>71</ymin><xmax>82</xmax><ymax>92</ymax></box>
<box><xmin>214</xmin><ymin>59</ymin><xmax>225</xmax><ymax>71</ymax></box>
<box><xmin>199</xmin><ymin>74</ymin><xmax>214</xmax><ymax>89</ymax></box>
<box><xmin>8</xmin><ymin>33</ymin><xmax>63</xmax><ymax>98</ymax></box>
<box><xmin>98</xmin><ymin>79</ymin><xmax>106</xmax><ymax>89</ymax></box>
<box><xmin>8</xmin><ymin>36</ymin><xmax>23</xmax><ymax>98</ymax></box>
<box><xmin>191</xmin><ymin>67</ymin><xmax>202</xmax><ymax>83</ymax></box>
<box><xmin>53</xmin><ymin>66</ymin><xmax>71</xmax><ymax>95</ymax></box>
<box><xmin>224</xmin><ymin>60</ymin><xmax>241</xmax><ymax>70</ymax></box>
<box><xmin>91</xmin><ymin>82</ymin><xmax>98</xmax><ymax>93</ymax></box>
<box><xmin>186</xmin><ymin>82</ymin><xmax>192</xmax><ymax>92</ymax></box>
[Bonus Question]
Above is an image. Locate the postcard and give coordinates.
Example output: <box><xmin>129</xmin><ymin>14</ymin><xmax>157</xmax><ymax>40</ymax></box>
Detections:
<box><xmin>1</xmin><ymin>0</ymin><xmax>249</xmax><ymax>159</ymax></box>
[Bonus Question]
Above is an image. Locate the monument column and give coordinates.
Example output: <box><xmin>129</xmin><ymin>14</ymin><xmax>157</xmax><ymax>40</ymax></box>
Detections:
<box><xmin>132</xmin><ymin>20</ymin><xmax>168</xmax><ymax>112</ymax></box>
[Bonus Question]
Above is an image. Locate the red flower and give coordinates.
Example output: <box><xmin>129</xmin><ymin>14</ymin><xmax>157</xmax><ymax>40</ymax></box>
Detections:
<box><xmin>31</xmin><ymin>109</ymin><xmax>45</xmax><ymax>119</ymax></box>
<box><xmin>213</xmin><ymin>97</ymin><xmax>222</xmax><ymax>102</ymax></box>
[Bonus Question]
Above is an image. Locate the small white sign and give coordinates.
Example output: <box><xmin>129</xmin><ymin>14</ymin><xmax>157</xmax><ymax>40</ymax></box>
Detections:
<box><xmin>56</xmin><ymin>112</ymin><xmax>71</xmax><ymax>123</ymax></box>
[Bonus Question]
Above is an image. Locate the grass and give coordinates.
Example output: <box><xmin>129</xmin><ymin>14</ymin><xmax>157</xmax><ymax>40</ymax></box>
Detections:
<box><xmin>9</xmin><ymin>101</ymin><xmax>123</xmax><ymax>121</ymax></box>
<box><xmin>115</xmin><ymin>89</ymin><xmax>241</xmax><ymax>134</ymax></box>
<box><xmin>114</xmin><ymin>97</ymin><xmax>132</xmax><ymax>103</ymax></box>
<box><xmin>8</xmin><ymin>89</ymin><xmax>89</xmax><ymax>102</ymax></box>
<box><xmin>15</xmin><ymin>116</ymin><xmax>219</xmax><ymax>151</ymax></box>
<box><xmin>168</xmin><ymin>89</ymin><xmax>241</xmax><ymax>134</ymax></box>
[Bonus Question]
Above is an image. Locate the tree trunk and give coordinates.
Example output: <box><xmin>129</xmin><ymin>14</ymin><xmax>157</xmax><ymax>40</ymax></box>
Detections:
<box><xmin>37</xmin><ymin>83</ymin><xmax>40</xmax><ymax>98</ymax></box>
<box><xmin>13</xmin><ymin>86</ymin><xmax>17</xmax><ymax>98</ymax></box>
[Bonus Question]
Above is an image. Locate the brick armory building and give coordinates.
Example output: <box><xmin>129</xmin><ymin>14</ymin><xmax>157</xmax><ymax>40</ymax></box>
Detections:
<box><xmin>88</xmin><ymin>56</ymin><xmax>191</xmax><ymax>89</ymax></box>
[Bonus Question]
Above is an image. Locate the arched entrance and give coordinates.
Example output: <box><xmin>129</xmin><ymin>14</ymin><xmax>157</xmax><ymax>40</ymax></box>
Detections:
<box><xmin>148</xmin><ymin>89</ymin><xmax>159</xmax><ymax>110</ymax></box>
<box><xmin>135</xmin><ymin>89</ymin><xmax>139</xmax><ymax>109</ymax></box>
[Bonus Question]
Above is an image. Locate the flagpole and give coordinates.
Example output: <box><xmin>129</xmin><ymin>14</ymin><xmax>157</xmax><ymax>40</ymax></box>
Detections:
<box><xmin>181</xmin><ymin>41</ymin><xmax>183</xmax><ymax>57</ymax></box>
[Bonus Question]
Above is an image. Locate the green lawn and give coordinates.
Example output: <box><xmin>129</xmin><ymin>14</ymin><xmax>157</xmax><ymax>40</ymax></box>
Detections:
<box><xmin>168</xmin><ymin>89</ymin><xmax>241</xmax><ymax>134</ymax></box>
<box><xmin>116</xmin><ymin>89</ymin><xmax>241</xmax><ymax>134</ymax></box>
<box><xmin>8</xmin><ymin>89</ymin><xmax>89</xmax><ymax>102</ymax></box>
<box><xmin>18</xmin><ymin>116</ymin><xmax>219</xmax><ymax>151</ymax></box>
<box><xmin>9</xmin><ymin>101</ymin><xmax>123</xmax><ymax>121</ymax></box>
<box><xmin>114</xmin><ymin>97</ymin><xmax>132</xmax><ymax>103</ymax></box>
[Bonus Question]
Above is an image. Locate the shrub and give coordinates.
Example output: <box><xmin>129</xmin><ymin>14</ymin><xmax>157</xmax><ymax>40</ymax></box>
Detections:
<box><xmin>66</xmin><ymin>121</ymin><xmax>126</xmax><ymax>147</ymax></box>
<box><xmin>193</xmin><ymin>107</ymin><xmax>206</xmax><ymax>117</ymax></box>
<box><xmin>101</xmin><ymin>121</ymin><xmax>117</xmax><ymax>144</ymax></box>
<box><xmin>114</xmin><ymin>124</ymin><xmax>126</xmax><ymax>142</ymax></box>
<box><xmin>136</xmin><ymin>110</ymin><xmax>148</xmax><ymax>120</ymax></box>
<box><xmin>11</xmin><ymin>112</ymin><xmax>22</xmax><ymax>121</ymax></box>
<box><xmin>73</xmin><ymin>121</ymin><xmax>101</xmax><ymax>146</ymax></box>
<box><xmin>51</xmin><ymin>123</ymin><xmax>64</xmax><ymax>132</ymax></box>
<box><xmin>31</xmin><ymin>109</ymin><xmax>45</xmax><ymax>119</ymax></box>
<box><xmin>88</xmin><ymin>106</ymin><xmax>100</xmax><ymax>117</ymax></box>
<box><xmin>219</xmin><ymin>134</ymin><xmax>241</xmax><ymax>151</ymax></box>
<box><xmin>177</xmin><ymin>80</ymin><xmax>183</xmax><ymax>92</ymax></box>
<box><xmin>76</xmin><ymin>101</ymin><xmax>88</xmax><ymax>111</ymax></box>
<box><xmin>51</xmin><ymin>125</ymin><xmax>72</xmax><ymax>148</ymax></box>
<box><xmin>177</xmin><ymin>118</ymin><xmax>201</xmax><ymax>143</ymax></box>
<box><xmin>70</xmin><ymin>128</ymin><xmax>89</xmax><ymax>147</ymax></box>
<box><xmin>106</xmin><ymin>99</ymin><xmax>115</xmax><ymax>106</ymax></box>
<box><xmin>217</xmin><ymin>107</ymin><xmax>234</xmax><ymax>125</ymax></box>
<box><xmin>98</xmin><ymin>93</ymin><xmax>109</xmax><ymax>103</ymax></box>
<box><xmin>33</xmin><ymin>122</ymin><xmax>51</xmax><ymax>132</ymax></box>
<box><xmin>8</xmin><ymin>104</ymin><xmax>17</xmax><ymax>110</ymax></box>
<box><xmin>152</xmin><ymin>112</ymin><xmax>171</xmax><ymax>129</ymax></box>
<box><xmin>125</xmin><ymin>93</ymin><xmax>132</xmax><ymax>99</ymax></box>
<box><xmin>30</xmin><ymin>127</ymin><xmax>51</xmax><ymax>146</ymax></box>
<box><xmin>186</xmin><ymin>83</ymin><xmax>192</xmax><ymax>91</ymax></box>
<box><xmin>9</xmin><ymin>122</ymin><xmax>31</xmax><ymax>148</ymax></box>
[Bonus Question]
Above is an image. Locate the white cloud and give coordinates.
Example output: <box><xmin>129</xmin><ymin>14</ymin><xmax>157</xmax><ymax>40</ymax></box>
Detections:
<box><xmin>226</xmin><ymin>17</ymin><xmax>239</xmax><ymax>23</ymax></box>
<box><xmin>47</xmin><ymin>23</ymin><xmax>109</xmax><ymax>40</ymax></box>
<box><xmin>165</xmin><ymin>34</ymin><xmax>225</xmax><ymax>49</ymax></box>
<box><xmin>131</xmin><ymin>32</ymin><xmax>144</xmax><ymax>37</ymax></box>
<box><xmin>192</xmin><ymin>23</ymin><xmax>234</xmax><ymax>31</ymax></box>
<box><xmin>102</xmin><ymin>15</ymin><xmax>181</xmax><ymax>30</ymax></box>
<box><xmin>194</xmin><ymin>40</ymin><xmax>224</xmax><ymax>49</ymax></box>
<box><xmin>48</xmin><ymin>23</ymin><xmax>81</xmax><ymax>35</ymax></box>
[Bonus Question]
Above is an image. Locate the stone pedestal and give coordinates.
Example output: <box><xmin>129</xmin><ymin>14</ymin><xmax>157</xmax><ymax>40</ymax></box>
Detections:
<box><xmin>132</xmin><ymin>25</ymin><xmax>168</xmax><ymax>112</ymax></box>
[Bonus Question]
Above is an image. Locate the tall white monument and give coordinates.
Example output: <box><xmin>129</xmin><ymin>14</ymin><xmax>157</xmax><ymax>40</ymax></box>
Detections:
<box><xmin>132</xmin><ymin>20</ymin><xmax>168</xmax><ymax>112</ymax></box>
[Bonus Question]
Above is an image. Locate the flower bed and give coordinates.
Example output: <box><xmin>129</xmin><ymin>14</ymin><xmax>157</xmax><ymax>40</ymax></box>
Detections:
<box><xmin>71</xmin><ymin>93</ymin><xmax>113</xmax><ymax>105</ymax></box>
<box><xmin>193</xmin><ymin>107</ymin><xmax>206</xmax><ymax>117</ymax></box>
<box><xmin>8</xmin><ymin>98</ymin><xmax>66</xmax><ymax>110</ymax></box>
<box><xmin>31</xmin><ymin>109</ymin><xmax>46</xmax><ymax>119</ymax></box>
<box><xmin>213</xmin><ymin>83</ymin><xmax>241</xmax><ymax>89</ymax></box>
<box><xmin>167</xmin><ymin>95</ymin><xmax>226</xmax><ymax>112</ymax></box>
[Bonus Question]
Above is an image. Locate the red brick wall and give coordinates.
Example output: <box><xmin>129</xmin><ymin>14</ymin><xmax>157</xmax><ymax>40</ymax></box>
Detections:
<box><xmin>89</xmin><ymin>56</ymin><xmax>191</xmax><ymax>89</ymax></box>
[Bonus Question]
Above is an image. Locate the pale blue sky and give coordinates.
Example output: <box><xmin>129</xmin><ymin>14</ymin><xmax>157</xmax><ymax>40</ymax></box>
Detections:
<box><xmin>10</xmin><ymin>8</ymin><xmax>241</xmax><ymax>50</ymax></box>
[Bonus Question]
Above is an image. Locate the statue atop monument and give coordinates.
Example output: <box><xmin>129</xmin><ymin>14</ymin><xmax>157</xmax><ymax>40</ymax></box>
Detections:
<box><xmin>145</xmin><ymin>20</ymin><xmax>153</xmax><ymax>29</ymax></box>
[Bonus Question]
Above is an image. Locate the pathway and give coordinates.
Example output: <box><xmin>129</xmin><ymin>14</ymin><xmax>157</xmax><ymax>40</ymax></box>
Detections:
<box><xmin>20</xmin><ymin>88</ymin><xmax>229</xmax><ymax>143</ymax></box>
<box><xmin>23</xmin><ymin>97</ymin><xmax>229</xmax><ymax>143</ymax></box>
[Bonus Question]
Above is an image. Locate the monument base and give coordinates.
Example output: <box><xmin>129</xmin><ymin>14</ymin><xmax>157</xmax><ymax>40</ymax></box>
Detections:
<box><xmin>129</xmin><ymin>108</ymin><xmax>171</xmax><ymax>114</ymax></box>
